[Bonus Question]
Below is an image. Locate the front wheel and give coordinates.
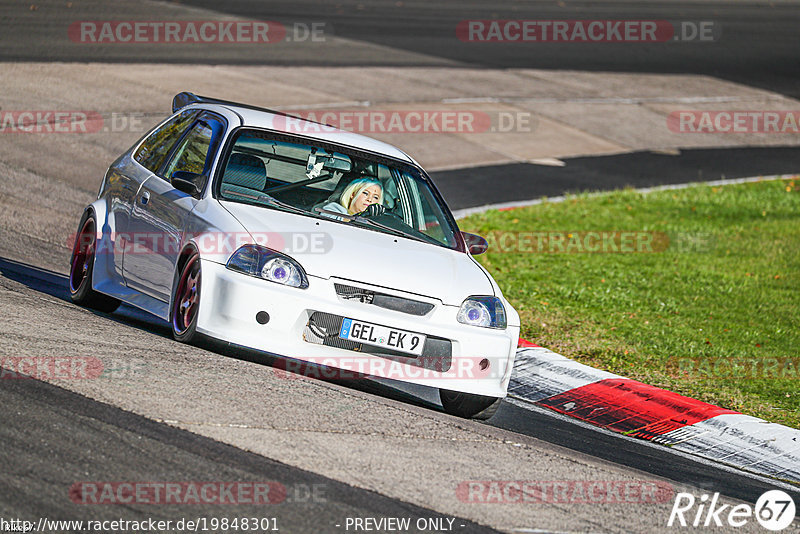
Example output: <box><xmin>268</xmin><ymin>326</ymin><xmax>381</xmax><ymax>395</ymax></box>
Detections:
<box><xmin>171</xmin><ymin>250</ymin><xmax>202</xmax><ymax>344</ymax></box>
<box><xmin>439</xmin><ymin>389</ymin><xmax>502</xmax><ymax>420</ymax></box>
<box><xmin>69</xmin><ymin>211</ymin><xmax>120</xmax><ymax>313</ymax></box>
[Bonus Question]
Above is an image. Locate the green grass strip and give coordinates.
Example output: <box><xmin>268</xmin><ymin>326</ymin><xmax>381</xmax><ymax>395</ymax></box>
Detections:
<box><xmin>461</xmin><ymin>178</ymin><xmax>800</xmax><ymax>428</ymax></box>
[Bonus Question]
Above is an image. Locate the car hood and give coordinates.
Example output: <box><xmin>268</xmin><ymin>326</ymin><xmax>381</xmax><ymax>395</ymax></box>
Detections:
<box><xmin>219</xmin><ymin>200</ymin><xmax>494</xmax><ymax>305</ymax></box>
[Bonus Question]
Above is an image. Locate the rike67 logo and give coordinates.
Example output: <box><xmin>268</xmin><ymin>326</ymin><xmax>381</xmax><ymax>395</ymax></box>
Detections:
<box><xmin>668</xmin><ymin>490</ymin><xmax>796</xmax><ymax>531</ymax></box>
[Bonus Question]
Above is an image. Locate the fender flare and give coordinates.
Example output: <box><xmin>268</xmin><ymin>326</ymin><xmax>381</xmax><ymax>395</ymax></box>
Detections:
<box><xmin>168</xmin><ymin>241</ymin><xmax>201</xmax><ymax>324</ymax></box>
<box><xmin>84</xmin><ymin>200</ymin><xmax>113</xmax><ymax>291</ymax></box>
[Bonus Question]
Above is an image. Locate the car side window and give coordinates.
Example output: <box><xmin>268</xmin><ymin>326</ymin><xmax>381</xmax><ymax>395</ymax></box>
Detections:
<box><xmin>163</xmin><ymin>121</ymin><xmax>213</xmax><ymax>181</ymax></box>
<box><xmin>133</xmin><ymin>110</ymin><xmax>198</xmax><ymax>173</ymax></box>
<box><xmin>401</xmin><ymin>172</ymin><xmax>458</xmax><ymax>248</ymax></box>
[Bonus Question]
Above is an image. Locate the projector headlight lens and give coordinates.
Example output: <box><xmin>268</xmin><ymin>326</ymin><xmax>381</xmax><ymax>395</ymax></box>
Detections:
<box><xmin>226</xmin><ymin>245</ymin><xmax>309</xmax><ymax>289</ymax></box>
<box><xmin>457</xmin><ymin>296</ymin><xmax>506</xmax><ymax>329</ymax></box>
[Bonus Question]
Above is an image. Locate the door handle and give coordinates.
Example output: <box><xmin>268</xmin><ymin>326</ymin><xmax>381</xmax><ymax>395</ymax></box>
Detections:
<box><xmin>140</xmin><ymin>191</ymin><xmax>150</xmax><ymax>205</ymax></box>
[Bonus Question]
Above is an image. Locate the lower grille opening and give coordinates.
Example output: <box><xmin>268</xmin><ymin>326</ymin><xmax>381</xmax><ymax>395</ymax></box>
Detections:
<box><xmin>303</xmin><ymin>311</ymin><xmax>452</xmax><ymax>372</ymax></box>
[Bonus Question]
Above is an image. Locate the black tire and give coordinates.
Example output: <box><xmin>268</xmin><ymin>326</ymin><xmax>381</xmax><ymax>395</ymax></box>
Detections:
<box><xmin>439</xmin><ymin>389</ymin><xmax>503</xmax><ymax>420</ymax></box>
<box><xmin>170</xmin><ymin>249</ymin><xmax>202</xmax><ymax>344</ymax></box>
<box><xmin>68</xmin><ymin>211</ymin><xmax>121</xmax><ymax>313</ymax></box>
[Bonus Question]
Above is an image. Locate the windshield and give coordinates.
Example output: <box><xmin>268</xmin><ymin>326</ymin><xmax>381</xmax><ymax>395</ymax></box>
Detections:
<box><xmin>217</xmin><ymin>129</ymin><xmax>461</xmax><ymax>250</ymax></box>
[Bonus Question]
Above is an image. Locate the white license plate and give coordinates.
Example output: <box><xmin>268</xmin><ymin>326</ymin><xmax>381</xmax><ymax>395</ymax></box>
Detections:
<box><xmin>339</xmin><ymin>318</ymin><xmax>426</xmax><ymax>356</ymax></box>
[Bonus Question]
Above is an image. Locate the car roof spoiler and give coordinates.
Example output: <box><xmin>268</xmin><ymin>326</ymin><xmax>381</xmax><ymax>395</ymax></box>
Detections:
<box><xmin>171</xmin><ymin>92</ymin><xmax>321</xmax><ymax>125</ymax></box>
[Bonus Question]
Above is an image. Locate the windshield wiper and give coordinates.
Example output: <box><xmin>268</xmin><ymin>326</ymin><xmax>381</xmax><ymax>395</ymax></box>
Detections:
<box><xmin>261</xmin><ymin>196</ymin><xmax>310</xmax><ymax>216</ymax></box>
<box><xmin>315</xmin><ymin>208</ymin><xmax>430</xmax><ymax>244</ymax></box>
<box><xmin>222</xmin><ymin>191</ymin><xmax>309</xmax><ymax>216</ymax></box>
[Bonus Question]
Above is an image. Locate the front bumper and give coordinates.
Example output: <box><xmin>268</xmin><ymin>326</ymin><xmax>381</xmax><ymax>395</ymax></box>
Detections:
<box><xmin>196</xmin><ymin>259</ymin><xmax>519</xmax><ymax>397</ymax></box>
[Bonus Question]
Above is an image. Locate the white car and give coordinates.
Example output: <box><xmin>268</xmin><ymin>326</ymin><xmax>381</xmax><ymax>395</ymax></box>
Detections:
<box><xmin>69</xmin><ymin>93</ymin><xmax>520</xmax><ymax>419</ymax></box>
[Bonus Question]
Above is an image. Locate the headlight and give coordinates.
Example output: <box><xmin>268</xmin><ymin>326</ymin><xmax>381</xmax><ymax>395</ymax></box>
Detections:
<box><xmin>457</xmin><ymin>296</ymin><xmax>507</xmax><ymax>329</ymax></box>
<box><xmin>226</xmin><ymin>245</ymin><xmax>309</xmax><ymax>289</ymax></box>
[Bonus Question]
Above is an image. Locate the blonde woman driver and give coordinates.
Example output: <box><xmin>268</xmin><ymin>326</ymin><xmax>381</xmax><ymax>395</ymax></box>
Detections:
<box><xmin>321</xmin><ymin>178</ymin><xmax>386</xmax><ymax>218</ymax></box>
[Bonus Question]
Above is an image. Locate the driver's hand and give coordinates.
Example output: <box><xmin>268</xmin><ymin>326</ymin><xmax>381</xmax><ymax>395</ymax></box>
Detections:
<box><xmin>359</xmin><ymin>204</ymin><xmax>385</xmax><ymax>217</ymax></box>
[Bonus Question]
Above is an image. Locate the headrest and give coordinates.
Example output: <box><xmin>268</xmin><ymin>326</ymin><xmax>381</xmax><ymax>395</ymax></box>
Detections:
<box><xmin>223</xmin><ymin>153</ymin><xmax>267</xmax><ymax>190</ymax></box>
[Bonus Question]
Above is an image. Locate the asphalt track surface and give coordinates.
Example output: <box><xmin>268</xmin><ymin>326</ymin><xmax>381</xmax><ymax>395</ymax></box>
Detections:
<box><xmin>6</xmin><ymin>0</ymin><xmax>800</xmax><ymax>99</ymax></box>
<box><xmin>2</xmin><ymin>0</ymin><xmax>800</xmax><ymax>531</ymax></box>
<box><xmin>431</xmin><ymin>146</ymin><xmax>800</xmax><ymax>210</ymax></box>
<box><xmin>2</xmin><ymin>257</ymin><xmax>798</xmax><ymax>525</ymax></box>
<box><xmin>0</xmin><ymin>364</ymin><xmax>496</xmax><ymax>534</ymax></box>
<box><xmin>180</xmin><ymin>0</ymin><xmax>800</xmax><ymax>94</ymax></box>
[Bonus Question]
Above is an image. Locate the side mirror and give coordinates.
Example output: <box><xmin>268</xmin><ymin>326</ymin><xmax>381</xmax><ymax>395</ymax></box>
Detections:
<box><xmin>170</xmin><ymin>171</ymin><xmax>201</xmax><ymax>198</ymax></box>
<box><xmin>462</xmin><ymin>232</ymin><xmax>488</xmax><ymax>255</ymax></box>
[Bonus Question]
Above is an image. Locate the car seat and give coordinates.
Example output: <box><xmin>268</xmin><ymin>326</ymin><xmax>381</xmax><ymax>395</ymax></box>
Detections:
<box><xmin>220</xmin><ymin>153</ymin><xmax>267</xmax><ymax>197</ymax></box>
